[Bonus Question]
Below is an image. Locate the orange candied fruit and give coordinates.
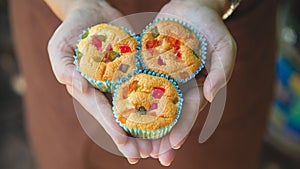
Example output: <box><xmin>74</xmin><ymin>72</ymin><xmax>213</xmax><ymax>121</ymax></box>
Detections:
<box><xmin>146</xmin><ymin>39</ymin><xmax>161</xmax><ymax>50</ymax></box>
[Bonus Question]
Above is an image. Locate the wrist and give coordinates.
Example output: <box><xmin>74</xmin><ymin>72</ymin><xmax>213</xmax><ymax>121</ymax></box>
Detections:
<box><xmin>44</xmin><ymin>0</ymin><xmax>108</xmax><ymax>20</ymax></box>
<box><xmin>171</xmin><ymin>0</ymin><xmax>231</xmax><ymax>17</ymax></box>
<box><xmin>65</xmin><ymin>0</ymin><xmax>108</xmax><ymax>18</ymax></box>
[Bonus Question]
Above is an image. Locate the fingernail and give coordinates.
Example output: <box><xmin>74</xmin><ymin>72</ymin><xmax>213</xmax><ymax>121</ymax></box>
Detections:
<box><xmin>160</xmin><ymin>160</ymin><xmax>172</xmax><ymax>167</ymax></box>
<box><xmin>172</xmin><ymin>144</ymin><xmax>181</xmax><ymax>150</ymax></box>
<box><xmin>127</xmin><ymin>158</ymin><xmax>139</xmax><ymax>165</ymax></box>
<box><xmin>172</xmin><ymin>137</ymin><xmax>187</xmax><ymax>150</ymax></box>
<box><xmin>73</xmin><ymin>79</ymin><xmax>83</xmax><ymax>93</ymax></box>
<box><xmin>150</xmin><ymin>152</ymin><xmax>158</xmax><ymax>159</ymax></box>
<box><xmin>208</xmin><ymin>88</ymin><xmax>217</xmax><ymax>102</ymax></box>
<box><xmin>140</xmin><ymin>153</ymin><xmax>149</xmax><ymax>159</ymax></box>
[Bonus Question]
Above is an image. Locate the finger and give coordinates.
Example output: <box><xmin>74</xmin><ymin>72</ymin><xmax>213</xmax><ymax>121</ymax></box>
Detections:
<box><xmin>127</xmin><ymin>158</ymin><xmax>140</xmax><ymax>165</ymax></box>
<box><xmin>171</xmin><ymin>135</ymin><xmax>188</xmax><ymax>150</ymax></box>
<box><xmin>47</xmin><ymin>23</ymin><xmax>79</xmax><ymax>86</ymax></box>
<box><xmin>159</xmin><ymin>136</ymin><xmax>175</xmax><ymax>166</ymax></box>
<box><xmin>157</xmin><ymin>4</ymin><xmax>237</xmax><ymax>102</ymax></box>
<box><xmin>69</xmin><ymin>84</ymin><xmax>143</xmax><ymax>160</ymax></box>
<box><xmin>69</xmin><ymin>84</ymin><xmax>128</xmax><ymax>145</ymax></box>
<box><xmin>65</xmin><ymin>68</ymin><xmax>89</xmax><ymax>95</ymax></box>
<box><xmin>72</xmin><ymin>68</ymin><xmax>89</xmax><ymax>93</ymax></box>
<box><xmin>191</xmin><ymin>11</ymin><xmax>236</xmax><ymax>102</ymax></box>
<box><xmin>117</xmin><ymin>137</ymin><xmax>140</xmax><ymax>160</ymax></box>
<box><xmin>47</xmin><ymin>8</ymin><xmax>108</xmax><ymax>87</ymax></box>
<box><xmin>159</xmin><ymin>149</ymin><xmax>176</xmax><ymax>167</ymax></box>
<box><xmin>150</xmin><ymin>139</ymin><xmax>161</xmax><ymax>159</ymax></box>
<box><xmin>203</xmin><ymin>33</ymin><xmax>237</xmax><ymax>102</ymax></box>
<box><xmin>136</xmin><ymin>139</ymin><xmax>152</xmax><ymax>158</ymax></box>
<box><xmin>169</xmin><ymin>86</ymin><xmax>207</xmax><ymax>149</ymax></box>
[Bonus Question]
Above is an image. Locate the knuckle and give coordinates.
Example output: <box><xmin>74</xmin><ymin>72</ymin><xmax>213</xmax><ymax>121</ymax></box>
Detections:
<box><xmin>55</xmin><ymin>71</ymin><xmax>66</xmax><ymax>84</ymax></box>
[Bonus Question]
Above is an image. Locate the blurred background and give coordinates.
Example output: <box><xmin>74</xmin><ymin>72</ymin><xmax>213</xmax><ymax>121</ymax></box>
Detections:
<box><xmin>0</xmin><ymin>0</ymin><xmax>299</xmax><ymax>169</ymax></box>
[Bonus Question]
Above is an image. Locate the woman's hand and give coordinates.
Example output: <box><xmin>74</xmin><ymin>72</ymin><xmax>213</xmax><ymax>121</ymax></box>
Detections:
<box><xmin>47</xmin><ymin>0</ymin><xmax>237</xmax><ymax>166</ymax></box>
<box><xmin>47</xmin><ymin>0</ymin><xmax>152</xmax><ymax>164</ymax></box>
<box><xmin>152</xmin><ymin>0</ymin><xmax>237</xmax><ymax>166</ymax></box>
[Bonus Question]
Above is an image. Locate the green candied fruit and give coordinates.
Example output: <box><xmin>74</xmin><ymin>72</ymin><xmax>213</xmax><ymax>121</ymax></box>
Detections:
<box><xmin>97</xmin><ymin>35</ymin><xmax>107</xmax><ymax>41</ymax></box>
<box><xmin>192</xmin><ymin>49</ymin><xmax>200</xmax><ymax>59</ymax></box>
<box><xmin>110</xmin><ymin>51</ymin><xmax>121</xmax><ymax>60</ymax></box>
<box><xmin>92</xmin><ymin>56</ymin><xmax>102</xmax><ymax>62</ymax></box>
<box><xmin>135</xmin><ymin>84</ymin><xmax>141</xmax><ymax>92</ymax></box>
<box><xmin>185</xmin><ymin>28</ymin><xmax>192</xmax><ymax>34</ymax></box>
<box><xmin>76</xmin><ymin>49</ymin><xmax>83</xmax><ymax>59</ymax></box>
<box><xmin>81</xmin><ymin>30</ymin><xmax>89</xmax><ymax>39</ymax></box>
<box><xmin>151</xmin><ymin>26</ymin><xmax>160</xmax><ymax>38</ymax></box>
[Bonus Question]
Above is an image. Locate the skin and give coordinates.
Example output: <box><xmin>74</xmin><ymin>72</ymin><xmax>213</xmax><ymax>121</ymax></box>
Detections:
<box><xmin>46</xmin><ymin>0</ymin><xmax>237</xmax><ymax>166</ymax></box>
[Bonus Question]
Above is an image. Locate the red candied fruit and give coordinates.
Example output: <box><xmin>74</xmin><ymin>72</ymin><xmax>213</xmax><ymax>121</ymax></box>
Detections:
<box><xmin>152</xmin><ymin>87</ymin><xmax>165</xmax><ymax>99</ymax></box>
<box><xmin>158</xmin><ymin>56</ymin><xmax>166</xmax><ymax>66</ymax></box>
<box><xmin>120</xmin><ymin>45</ymin><xmax>132</xmax><ymax>53</ymax></box>
<box><xmin>91</xmin><ymin>36</ymin><xmax>103</xmax><ymax>50</ymax></box>
<box><xmin>167</xmin><ymin>36</ymin><xmax>181</xmax><ymax>50</ymax></box>
<box><xmin>175</xmin><ymin>52</ymin><xmax>182</xmax><ymax>59</ymax></box>
<box><xmin>106</xmin><ymin>43</ymin><xmax>113</xmax><ymax>51</ymax></box>
<box><xmin>149</xmin><ymin>103</ymin><xmax>158</xmax><ymax>111</ymax></box>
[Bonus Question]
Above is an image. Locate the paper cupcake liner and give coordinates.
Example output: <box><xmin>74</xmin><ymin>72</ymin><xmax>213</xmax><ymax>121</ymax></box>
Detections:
<box><xmin>138</xmin><ymin>17</ymin><xmax>207</xmax><ymax>84</ymax></box>
<box><xmin>112</xmin><ymin>69</ymin><xmax>184</xmax><ymax>139</ymax></box>
<box><xmin>73</xmin><ymin>24</ymin><xmax>141</xmax><ymax>93</ymax></box>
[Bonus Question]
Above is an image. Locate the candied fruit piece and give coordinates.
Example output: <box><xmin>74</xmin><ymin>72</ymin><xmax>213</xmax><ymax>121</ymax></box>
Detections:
<box><xmin>106</xmin><ymin>43</ymin><xmax>113</xmax><ymax>51</ymax></box>
<box><xmin>92</xmin><ymin>56</ymin><xmax>102</xmax><ymax>62</ymax></box>
<box><xmin>167</xmin><ymin>36</ymin><xmax>180</xmax><ymax>50</ymax></box>
<box><xmin>128</xmin><ymin>80</ymin><xmax>139</xmax><ymax>94</ymax></box>
<box><xmin>81</xmin><ymin>30</ymin><xmax>89</xmax><ymax>39</ymax></box>
<box><xmin>173</xmin><ymin>97</ymin><xmax>179</xmax><ymax>104</ymax></box>
<box><xmin>76</xmin><ymin>49</ymin><xmax>83</xmax><ymax>59</ymax></box>
<box><xmin>97</xmin><ymin>34</ymin><xmax>107</xmax><ymax>41</ymax></box>
<box><xmin>151</xmin><ymin>27</ymin><xmax>160</xmax><ymax>38</ymax></box>
<box><xmin>118</xmin><ymin>116</ymin><xmax>127</xmax><ymax>124</ymax></box>
<box><xmin>110</xmin><ymin>51</ymin><xmax>120</xmax><ymax>60</ymax></box>
<box><xmin>192</xmin><ymin>49</ymin><xmax>200</xmax><ymax>58</ymax></box>
<box><xmin>118</xmin><ymin>64</ymin><xmax>129</xmax><ymax>73</ymax></box>
<box><xmin>149</xmin><ymin>103</ymin><xmax>158</xmax><ymax>111</ymax></box>
<box><xmin>152</xmin><ymin>87</ymin><xmax>165</xmax><ymax>99</ymax></box>
<box><xmin>146</xmin><ymin>39</ymin><xmax>160</xmax><ymax>50</ymax></box>
<box><xmin>158</xmin><ymin>56</ymin><xmax>166</xmax><ymax>66</ymax></box>
<box><xmin>120</xmin><ymin>45</ymin><xmax>132</xmax><ymax>53</ymax></box>
<box><xmin>91</xmin><ymin>36</ymin><xmax>103</xmax><ymax>50</ymax></box>
<box><xmin>175</xmin><ymin>52</ymin><xmax>182</xmax><ymax>60</ymax></box>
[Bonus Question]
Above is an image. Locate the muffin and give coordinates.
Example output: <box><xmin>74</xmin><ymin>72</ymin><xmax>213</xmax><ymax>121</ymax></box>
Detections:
<box><xmin>140</xmin><ymin>19</ymin><xmax>207</xmax><ymax>83</ymax></box>
<box><xmin>75</xmin><ymin>24</ymin><xmax>138</xmax><ymax>92</ymax></box>
<box><xmin>112</xmin><ymin>71</ymin><xmax>183</xmax><ymax>139</ymax></box>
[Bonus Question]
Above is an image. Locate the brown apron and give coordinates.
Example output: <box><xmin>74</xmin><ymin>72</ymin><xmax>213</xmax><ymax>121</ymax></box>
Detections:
<box><xmin>9</xmin><ymin>0</ymin><xmax>277</xmax><ymax>168</ymax></box>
